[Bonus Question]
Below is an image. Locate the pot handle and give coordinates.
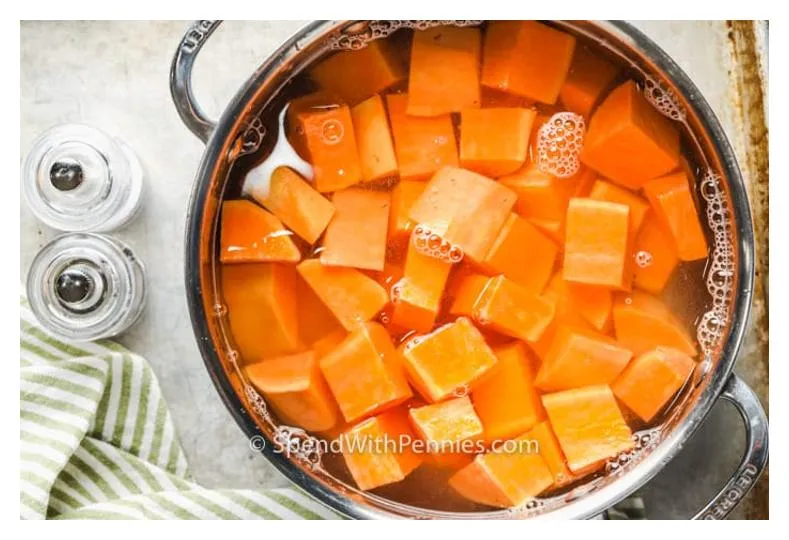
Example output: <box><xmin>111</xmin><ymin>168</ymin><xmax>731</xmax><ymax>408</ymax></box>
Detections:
<box><xmin>169</xmin><ymin>20</ymin><xmax>222</xmax><ymax>143</ymax></box>
<box><xmin>692</xmin><ymin>374</ymin><xmax>768</xmax><ymax>519</ymax></box>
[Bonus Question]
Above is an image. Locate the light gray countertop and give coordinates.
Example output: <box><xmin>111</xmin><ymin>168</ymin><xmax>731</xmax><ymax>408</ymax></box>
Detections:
<box><xmin>20</xmin><ymin>21</ymin><xmax>768</xmax><ymax>519</ymax></box>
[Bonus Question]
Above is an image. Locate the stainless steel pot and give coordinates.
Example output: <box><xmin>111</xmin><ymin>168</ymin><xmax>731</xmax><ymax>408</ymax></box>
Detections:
<box><xmin>170</xmin><ymin>20</ymin><xmax>768</xmax><ymax>519</ymax></box>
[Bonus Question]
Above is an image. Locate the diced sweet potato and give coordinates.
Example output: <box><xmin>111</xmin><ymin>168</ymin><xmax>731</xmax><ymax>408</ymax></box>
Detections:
<box><xmin>408</xmin><ymin>167</ymin><xmax>517</xmax><ymax>262</ymax></box>
<box><xmin>351</xmin><ymin>95</ymin><xmax>399</xmax><ymax>183</ymax></box>
<box><xmin>559</xmin><ymin>46</ymin><xmax>620</xmax><ymax>118</ymax></box>
<box><xmin>499</xmin><ymin>162</ymin><xmax>578</xmax><ymax>222</ymax></box>
<box><xmin>388</xmin><ymin>180</ymin><xmax>426</xmax><ymax>241</ymax></box>
<box><xmin>296</xmin><ymin>259</ymin><xmax>389</xmax><ymax>331</ymax></box>
<box><xmin>401</xmin><ymin>317</ymin><xmax>498</xmax><ymax>403</ymax></box>
<box><xmin>295</xmin><ymin>272</ymin><xmax>343</xmax><ymax>346</ymax></box>
<box><xmin>529</xmin><ymin>273</ymin><xmax>594</xmax><ymax>360</ymax></box>
<box><xmin>340</xmin><ymin>406</ymin><xmax>422</xmax><ymax>491</ymax></box>
<box><xmin>480</xmin><ymin>213</ymin><xmax>558</xmax><ymax>294</ymax></box>
<box><xmin>387</xmin><ymin>94</ymin><xmax>459</xmax><ymax>181</ymax></box>
<box><xmin>542</xmin><ymin>385</ymin><xmax>634</xmax><ymax>473</ymax></box>
<box><xmin>391</xmin><ymin>239</ymin><xmax>452</xmax><ymax>333</ymax></box>
<box><xmin>482</xmin><ymin>21</ymin><xmax>576</xmax><ymax>104</ymax></box>
<box><xmin>219</xmin><ymin>200</ymin><xmax>300</xmax><ymax>264</ymax></box>
<box><xmin>588</xmin><ymin>179</ymin><xmax>649</xmax><ymax>235</ymax></box>
<box><xmin>563</xmin><ymin>198</ymin><xmax>631</xmax><ymax>288</ymax></box>
<box><xmin>612</xmin><ymin>346</ymin><xmax>696</xmax><ymax>422</ymax></box>
<box><xmin>320</xmin><ymin>322</ymin><xmax>412</xmax><ymax>423</ymax></box>
<box><xmin>451</xmin><ymin>275</ymin><xmax>555</xmax><ymax>343</ymax></box>
<box><xmin>565</xmin><ymin>281</ymin><xmax>613</xmax><ymax>332</ymax></box>
<box><xmin>460</xmin><ymin>108</ymin><xmax>536</xmax><ymax>177</ymax></box>
<box><xmin>222</xmin><ymin>263</ymin><xmax>301</xmax><ymax>362</ymax></box>
<box><xmin>472</xmin><ymin>343</ymin><xmax>545</xmax><ymax>442</ymax></box>
<box><xmin>320</xmin><ymin>188</ymin><xmax>390</xmax><ymax>271</ymax></box>
<box><xmin>527</xmin><ymin>421</ymin><xmax>575</xmax><ymax>488</ymax></box>
<box><xmin>631</xmin><ymin>211</ymin><xmax>680</xmax><ymax>294</ymax></box>
<box><xmin>294</xmin><ymin>103</ymin><xmax>363</xmax><ymax>192</ymax></box>
<box><xmin>246</xmin><ymin>351</ymin><xmax>338</xmax><ymax>432</ymax></box>
<box><xmin>535</xmin><ymin>325</ymin><xmax>633</xmax><ymax>392</ymax></box>
<box><xmin>310</xmin><ymin>40</ymin><xmax>405</xmax><ymax>106</ymax></box>
<box><xmin>409</xmin><ymin>396</ymin><xmax>484</xmax><ymax>449</ymax></box>
<box><xmin>407</xmin><ymin>26</ymin><xmax>481</xmax><ymax>116</ymax></box>
<box><xmin>643</xmin><ymin>171</ymin><xmax>708</xmax><ymax>261</ymax></box>
<box><xmin>311</xmin><ymin>329</ymin><xmax>347</xmax><ymax>358</ymax></box>
<box><xmin>581</xmin><ymin>81</ymin><xmax>680</xmax><ymax>189</ymax></box>
<box><xmin>449</xmin><ymin>433</ymin><xmax>554</xmax><ymax>508</ymax></box>
<box><xmin>248</xmin><ymin>167</ymin><xmax>335</xmax><ymax>245</ymax></box>
<box><xmin>613</xmin><ymin>290</ymin><xmax>697</xmax><ymax>357</ymax></box>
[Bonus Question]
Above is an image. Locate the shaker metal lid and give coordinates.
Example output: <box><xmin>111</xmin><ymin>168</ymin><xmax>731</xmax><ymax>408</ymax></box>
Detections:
<box><xmin>22</xmin><ymin>124</ymin><xmax>144</xmax><ymax>232</ymax></box>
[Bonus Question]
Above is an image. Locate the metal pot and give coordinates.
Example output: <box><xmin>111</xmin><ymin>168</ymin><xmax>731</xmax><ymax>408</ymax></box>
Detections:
<box><xmin>170</xmin><ymin>20</ymin><xmax>768</xmax><ymax>519</ymax></box>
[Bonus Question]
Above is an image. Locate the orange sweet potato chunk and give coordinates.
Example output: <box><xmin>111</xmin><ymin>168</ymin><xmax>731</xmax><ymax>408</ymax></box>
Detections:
<box><xmin>480</xmin><ymin>212</ymin><xmax>558</xmax><ymax>294</ymax></box>
<box><xmin>631</xmin><ymin>211</ymin><xmax>680</xmax><ymax>294</ymax></box>
<box><xmin>311</xmin><ymin>329</ymin><xmax>347</xmax><ymax>358</ymax></box>
<box><xmin>246</xmin><ymin>351</ymin><xmax>339</xmax><ymax>432</ymax></box>
<box><xmin>449</xmin><ymin>433</ymin><xmax>554</xmax><ymax>508</ymax></box>
<box><xmin>559</xmin><ymin>46</ymin><xmax>620</xmax><ymax>119</ymax></box>
<box><xmin>643</xmin><ymin>171</ymin><xmax>708</xmax><ymax>261</ymax></box>
<box><xmin>391</xmin><ymin>239</ymin><xmax>452</xmax><ymax>333</ymax></box>
<box><xmin>248</xmin><ymin>167</ymin><xmax>336</xmax><ymax>245</ymax></box>
<box><xmin>482</xmin><ymin>21</ymin><xmax>576</xmax><ymax>105</ymax></box>
<box><xmin>296</xmin><ymin>259</ymin><xmax>388</xmax><ymax>331</ymax></box>
<box><xmin>387</xmin><ymin>94</ymin><xmax>459</xmax><ymax>181</ymax></box>
<box><xmin>408</xmin><ymin>167</ymin><xmax>517</xmax><ymax>263</ymax></box>
<box><xmin>409</xmin><ymin>396</ymin><xmax>484</xmax><ymax>449</ymax></box>
<box><xmin>499</xmin><ymin>162</ymin><xmax>579</xmax><ymax>222</ymax></box>
<box><xmin>320</xmin><ymin>322</ymin><xmax>412</xmax><ymax>423</ymax></box>
<box><xmin>472</xmin><ymin>342</ymin><xmax>545</xmax><ymax>442</ymax></box>
<box><xmin>407</xmin><ymin>26</ymin><xmax>481</xmax><ymax>116</ymax></box>
<box><xmin>310</xmin><ymin>40</ymin><xmax>405</xmax><ymax>106</ymax></box>
<box><xmin>222</xmin><ymin>263</ymin><xmax>301</xmax><ymax>362</ymax></box>
<box><xmin>351</xmin><ymin>95</ymin><xmax>399</xmax><ymax>183</ymax></box>
<box><xmin>581</xmin><ymin>80</ymin><xmax>680</xmax><ymax>189</ymax></box>
<box><xmin>612</xmin><ymin>346</ymin><xmax>696</xmax><ymax>422</ymax></box>
<box><xmin>588</xmin><ymin>179</ymin><xmax>650</xmax><ymax>235</ymax></box>
<box><xmin>295</xmin><ymin>272</ymin><xmax>343</xmax><ymax>346</ymax></box>
<box><xmin>613</xmin><ymin>290</ymin><xmax>697</xmax><ymax>357</ymax></box>
<box><xmin>401</xmin><ymin>317</ymin><xmax>498</xmax><ymax>403</ymax></box>
<box><xmin>529</xmin><ymin>273</ymin><xmax>594</xmax><ymax>360</ymax></box>
<box><xmin>340</xmin><ymin>406</ymin><xmax>422</xmax><ymax>491</ymax></box>
<box><xmin>294</xmin><ymin>103</ymin><xmax>363</xmax><ymax>192</ymax></box>
<box><xmin>320</xmin><ymin>188</ymin><xmax>390</xmax><ymax>272</ymax></box>
<box><xmin>460</xmin><ymin>108</ymin><xmax>536</xmax><ymax>177</ymax></box>
<box><xmin>219</xmin><ymin>200</ymin><xmax>301</xmax><ymax>264</ymax></box>
<box><xmin>542</xmin><ymin>385</ymin><xmax>634</xmax><ymax>474</ymax></box>
<box><xmin>565</xmin><ymin>281</ymin><xmax>613</xmax><ymax>332</ymax></box>
<box><xmin>527</xmin><ymin>421</ymin><xmax>575</xmax><ymax>488</ymax></box>
<box><xmin>535</xmin><ymin>325</ymin><xmax>633</xmax><ymax>392</ymax></box>
<box><xmin>563</xmin><ymin>198</ymin><xmax>631</xmax><ymax>289</ymax></box>
<box><xmin>388</xmin><ymin>180</ymin><xmax>426</xmax><ymax>241</ymax></box>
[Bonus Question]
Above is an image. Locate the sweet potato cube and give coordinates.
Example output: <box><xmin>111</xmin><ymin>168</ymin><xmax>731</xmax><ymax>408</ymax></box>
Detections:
<box><xmin>563</xmin><ymin>198</ymin><xmax>631</xmax><ymax>288</ymax></box>
<box><xmin>388</xmin><ymin>180</ymin><xmax>426</xmax><ymax>241</ymax></box>
<box><xmin>631</xmin><ymin>211</ymin><xmax>680</xmax><ymax>294</ymax></box>
<box><xmin>409</xmin><ymin>396</ymin><xmax>484</xmax><ymax>450</ymax></box>
<box><xmin>472</xmin><ymin>343</ymin><xmax>545</xmax><ymax>442</ymax></box>
<box><xmin>581</xmin><ymin>81</ymin><xmax>680</xmax><ymax>189</ymax></box>
<box><xmin>391</xmin><ymin>240</ymin><xmax>452</xmax><ymax>333</ymax></box>
<box><xmin>535</xmin><ymin>325</ymin><xmax>633</xmax><ymax>392</ymax></box>
<box><xmin>565</xmin><ymin>281</ymin><xmax>613</xmax><ymax>332</ymax></box>
<box><xmin>311</xmin><ymin>329</ymin><xmax>347</xmax><ymax>358</ymax></box>
<box><xmin>499</xmin><ymin>162</ymin><xmax>578</xmax><ymax>222</ymax></box>
<box><xmin>408</xmin><ymin>167</ymin><xmax>517</xmax><ymax>263</ymax></box>
<box><xmin>527</xmin><ymin>421</ymin><xmax>575</xmax><ymax>488</ymax></box>
<box><xmin>340</xmin><ymin>406</ymin><xmax>422</xmax><ymax>491</ymax></box>
<box><xmin>351</xmin><ymin>95</ymin><xmax>399</xmax><ymax>183</ymax></box>
<box><xmin>387</xmin><ymin>93</ymin><xmax>458</xmax><ymax>180</ymax></box>
<box><xmin>294</xmin><ymin>103</ymin><xmax>363</xmax><ymax>192</ymax></box>
<box><xmin>296</xmin><ymin>260</ymin><xmax>388</xmax><ymax>331</ymax></box>
<box><xmin>460</xmin><ymin>108</ymin><xmax>536</xmax><ymax>178</ymax></box>
<box><xmin>296</xmin><ymin>273</ymin><xmax>343</xmax><ymax>346</ymax></box>
<box><xmin>542</xmin><ymin>385</ymin><xmax>634</xmax><ymax>474</ymax></box>
<box><xmin>480</xmin><ymin>213</ymin><xmax>558</xmax><ymax>294</ymax></box>
<box><xmin>246</xmin><ymin>351</ymin><xmax>338</xmax><ymax>432</ymax></box>
<box><xmin>320</xmin><ymin>322</ymin><xmax>412</xmax><ymax>423</ymax></box>
<box><xmin>482</xmin><ymin>21</ymin><xmax>576</xmax><ymax>104</ymax></box>
<box><xmin>613</xmin><ymin>290</ymin><xmax>697</xmax><ymax>357</ymax></box>
<box><xmin>222</xmin><ymin>263</ymin><xmax>301</xmax><ymax>362</ymax></box>
<box><xmin>643</xmin><ymin>171</ymin><xmax>708</xmax><ymax>261</ymax></box>
<box><xmin>320</xmin><ymin>188</ymin><xmax>390</xmax><ymax>271</ymax></box>
<box><xmin>449</xmin><ymin>433</ymin><xmax>554</xmax><ymax>508</ymax></box>
<box><xmin>613</xmin><ymin>347</ymin><xmax>696</xmax><ymax>422</ymax></box>
<box><xmin>559</xmin><ymin>46</ymin><xmax>620</xmax><ymax>118</ymax></box>
<box><xmin>407</xmin><ymin>26</ymin><xmax>481</xmax><ymax>116</ymax></box>
<box><xmin>310</xmin><ymin>40</ymin><xmax>405</xmax><ymax>106</ymax></box>
<box><xmin>401</xmin><ymin>317</ymin><xmax>498</xmax><ymax>403</ymax></box>
<box><xmin>588</xmin><ymin>179</ymin><xmax>649</xmax><ymax>235</ymax></box>
<box><xmin>219</xmin><ymin>200</ymin><xmax>301</xmax><ymax>264</ymax></box>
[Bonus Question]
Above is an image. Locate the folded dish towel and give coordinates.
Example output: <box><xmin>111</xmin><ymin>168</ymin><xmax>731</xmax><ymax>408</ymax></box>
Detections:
<box><xmin>19</xmin><ymin>293</ymin><xmax>644</xmax><ymax>520</ymax></box>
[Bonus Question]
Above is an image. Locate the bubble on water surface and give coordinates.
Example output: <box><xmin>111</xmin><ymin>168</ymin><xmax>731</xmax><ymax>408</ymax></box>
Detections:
<box><xmin>635</xmin><ymin>250</ymin><xmax>653</xmax><ymax>268</ymax></box>
<box><xmin>537</xmin><ymin>112</ymin><xmax>585</xmax><ymax>178</ymax></box>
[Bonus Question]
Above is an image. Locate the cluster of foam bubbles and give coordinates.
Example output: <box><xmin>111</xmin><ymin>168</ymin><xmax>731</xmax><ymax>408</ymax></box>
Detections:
<box><xmin>643</xmin><ymin>75</ymin><xmax>687</xmax><ymax>122</ymax></box>
<box><xmin>328</xmin><ymin>20</ymin><xmax>483</xmax><ymax>50</ymax></box>
<box><xmin>634</xmin><ymin>250</ymin><xmax>653</xmax><ymax>269</ymax></box>
<box><xmin>536</xmin><ymin>112</ymin><xmax>585</xmax><ymax>178</ymax></box>
<box><xmin>273</xmin><ymin>426</ymin><xmax>324</xmax><ymax>469</ymax></box>
<box><xmin>604</xmin><ymin>427</ymin><xmax>662</xmax><ymax>474</ymax></box>
<box><xmin>245</xmin><ymin>384</ymin><xmax>271</xmax><ymax>421</ymax></box>
<box><xmin>411</xmin><ymin>224</ymin><xmax>464</xmax><ymax>264</ymax></box>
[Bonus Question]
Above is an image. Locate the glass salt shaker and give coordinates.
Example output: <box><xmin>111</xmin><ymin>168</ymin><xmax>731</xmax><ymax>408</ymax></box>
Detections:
<box><xmin>26</xmin><ymin>233</ymin><xmax>146</xmax><ymax>341</ymax></box>
<box><xmin>22</xmin><ymin>124</ymin><xmax>144</xmax><ymax>232</ymax></box>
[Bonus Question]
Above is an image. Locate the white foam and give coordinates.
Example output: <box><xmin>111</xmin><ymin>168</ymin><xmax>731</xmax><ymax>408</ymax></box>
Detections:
<box><xmin>536</xmin><ymin>112</ymin><xmax>585</xmax><ymax>178</ymax></box>
<box><xmin>643</xmin><ymin>76</ymin><xmax>687</xmax><ymax>122</ymax></box>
